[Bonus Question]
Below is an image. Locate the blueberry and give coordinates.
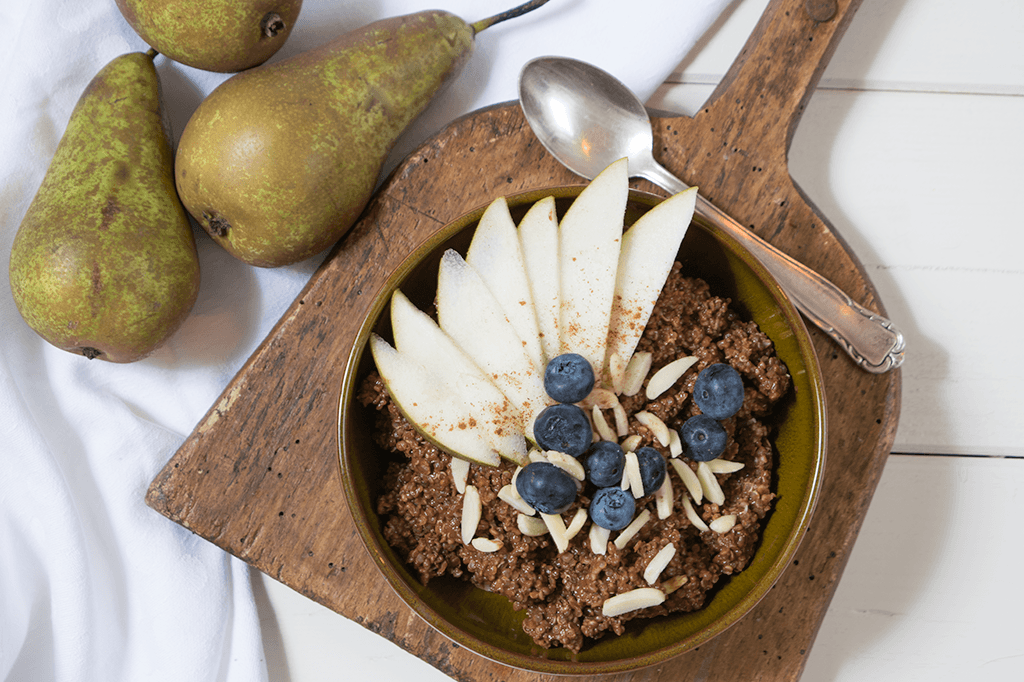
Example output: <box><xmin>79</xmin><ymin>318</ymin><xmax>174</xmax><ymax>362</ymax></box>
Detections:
<box><xmin>544</xmin><ymin>353</ymin><xmax>595</xmax><ymax>404</ymax></box>
<box><xmin>515</xmin><ymin>461</ymin><xmax>577</xmax><ymax>514</ymax></box>
<box><xmin>584</xmin><ymin>441</ymin><xmax>625</xmax><ymax>488</ymax></box>
<box><xmin>589</xmin><ymin>487</ymin><xmax>636</xmax><ymax>531</ymax></box>
<box><xmin>692</xmin><ymin>363</ymin><xmax>744</xmax><ymax>420</ymax></box>
<box><xmin>635</xmin><ymin>446</ymin><xmax>667</xmax><ymax>495</ymax></box>
<box><xmin>679</xmin><ymin>414</ymin><xmax>728</xmax><ymax>462</ymax></box>
<box><xmin>533</xmin><ymin>403</ymin><xmax>592</xmax><ymax>458</ymax></box>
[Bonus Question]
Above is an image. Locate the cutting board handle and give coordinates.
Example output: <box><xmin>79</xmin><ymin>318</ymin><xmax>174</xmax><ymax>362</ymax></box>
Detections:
<box><xmin>701</xmin><ymin>0</ymin><xmax>864</xmax><ymax>157</ymax></box>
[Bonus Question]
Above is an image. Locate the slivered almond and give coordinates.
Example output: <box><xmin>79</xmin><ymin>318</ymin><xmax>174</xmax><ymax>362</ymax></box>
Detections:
<box><xmin>499</xmin><ymin>481</ymin><xmax>520</xmax><ymax>502</ymax></box>
<box><xmin>461</xmin><ymin>485</ymin><xmax>481</xmax><ymax>545</ymax></box>
<box><xmin>621</xmin><ymin>352</ymin><xmax>653</xmax><ymax>397</ymax></box>
<box><xmin>655</xmin><ymin>473</ymin><xmax>673</xmax><ymax>519</ymax></box>
<box><xmin>592</xmin><ymin>405</ymin><xmax>617</xmax><ymax>442</ymax></box>
<box><xmin>450</xmin><ymin>457</ymin><xmax>470</xmax><ymax>494</ymax></box>
<box><xmin>612</xmin><ymin>401</ymin><xmax>630</xmax><ymax>437</ymax></box>
<box><xmin>566</xmin><ymin>508</ymin><xmax>588</xmax><ymax>540</ymax></box>
<box><xmin>580</xmin><ymin>406</ymin><xmax>597</xmax><ymax>443</ymax></box>
<box><xmin>697</xmin><ymin>461</ymin><xmax>726</xmax><ymax>505</ymax></box>
<box><xmin>602</xmin><ymin>587</ymin><xmax>666</xmax><ymax>617</ymax></box>
<box><xmin>589</xmin><ymin>523</ymin><xmax>611</xmax><ymax>555</ymax></box>
<box><xmin>635</xmin><ymin>411</ymin><xmax>671</xmax><ymax>447</ymax></box>
<box><xmin>608</xmin><ymin>352</ymin><xmax>627</xmax><ymax>394</ymax></box>
<box><xmin>498</xmin><ymin>484</ymin><xmax>536</xmax><ymax>515</ymax></box>
<box><xmin>624</xmin><ymin>451</ymin><xmax>645</xmax><ymax>498</ymax></box>
<box><xmin>643</xmin><ymin>542</ymin><xmax>677</xmax><ymax>584</ymax></box>
<box><xmin>511</xmin><ymin>465</ymin><xmax>523</xmax><ymax>490</ymax></box>
<box><xmin>710</xmin><ymin>515</ymin><xmax>737</xmax><ymax>534</ymax></box>
<box><xmin>621</xmin><ymin>434</ymin><xmax>642</xmax><ymax>453</ymax></box>
<box><xmin>662</xmin><ymin>574</ymin><xmax>689</xmax><ymax>594</ymax></box>
<box><xmin>584</xmin><ymin>387</ymin><xmax>619</xmax><ymax>410</ymax></box>
<box><xmin>680</xmin><ymin>494</ymin><xmax>710</xmax><ymax>532</ymax></box>
<box><xmin>517</xmin><ymin>513</ymin><xmax>547</xmax><ymax>536</ymax></box>
<box><xmin>541</xmin><ymin>512</ymin><xmax>569</xmax><ymax>553</ymax></box>
<box><xmin>614</xmin><ymin>508</ymin><xmax>651</xmax><ymax>549</ymax></box>
<box><xmin>707</xmin><ymin>459</ymin><xmax>745</xmax><ymax>474</ymax></box>
<box><xmin>471</xmin><ymin>537</ymin><xmax>503</xmax><ymax>552</ymax></box>
<box><xmin>529</xmin><ymin>449</ymin><xmax>547</xmax><ymax>463</ymax></box>
<box><xmin>645</xmin><ymin>356</ymin><xmax>698</xmax><ymax>400</ymax></box>
<box><xmin>670</xmin><ymin>459</ymin><xmax>702</xmax><ymax>504</ymax></box>
<box><xmin>546</xmin><ymin>450</ymin><xmax>586</xmax><ymax>481</ymax></box>
<box><xmin>668</xmin><ymin>428</ymin><xmax>683</xmax><ymax>457</ymax></box>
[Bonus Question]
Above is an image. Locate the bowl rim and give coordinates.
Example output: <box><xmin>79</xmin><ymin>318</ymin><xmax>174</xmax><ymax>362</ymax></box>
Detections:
<box><xmin>338</xmin><ymin>185</ymin><xmax>827</xmax><ymax>675</ymax></box>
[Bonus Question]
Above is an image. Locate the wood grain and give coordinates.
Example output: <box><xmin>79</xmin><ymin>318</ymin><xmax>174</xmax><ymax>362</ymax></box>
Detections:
<box><xmin>146</xmin><ymin>0</ymin><xmax>900</xmax><ymax>679</ymax></box>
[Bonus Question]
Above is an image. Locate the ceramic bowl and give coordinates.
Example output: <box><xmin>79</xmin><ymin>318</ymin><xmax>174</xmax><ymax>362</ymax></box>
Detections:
<box><xmin>338</xmin><ymin>186</ymin><xmax>826</xmax><ymax>675</ymax></box>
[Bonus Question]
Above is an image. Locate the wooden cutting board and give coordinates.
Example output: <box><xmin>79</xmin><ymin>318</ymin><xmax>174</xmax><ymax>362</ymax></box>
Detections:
<box><xmin>147</xmin><ymin>0</ymin><xmax>900</xmax><ymax>679</ymax></box>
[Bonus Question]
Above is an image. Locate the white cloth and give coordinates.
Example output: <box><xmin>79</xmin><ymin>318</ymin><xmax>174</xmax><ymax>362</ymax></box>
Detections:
<box><xmin>0</xmin><ymin>0</ymin><xmax>728</xmax><ymax>679</ymax></box>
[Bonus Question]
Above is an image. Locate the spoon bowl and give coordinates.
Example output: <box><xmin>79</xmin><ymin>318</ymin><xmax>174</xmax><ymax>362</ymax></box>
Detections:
<box><xmin>518</xmin><ymin>56</ymin><xmax>679</xmax><ymax>192</ymax></box>
<box><xmin>518</xmin><ymin>57</ymin><xmax>656</xmax><ymax>179</ymax></box>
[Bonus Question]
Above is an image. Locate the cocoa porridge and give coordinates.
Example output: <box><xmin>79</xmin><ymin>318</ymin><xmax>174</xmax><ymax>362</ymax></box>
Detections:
<box><xmin>358</xmin><ymin>262</ymin><xmax>791</xmax><ymax>652</ymax></box>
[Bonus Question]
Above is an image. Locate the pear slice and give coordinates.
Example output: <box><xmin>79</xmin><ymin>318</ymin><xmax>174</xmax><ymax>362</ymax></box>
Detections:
<box><xmin>435</xmin><ymin>249</ymin><xmax>550</xmax><ymax>440</ymax></box>
<box><xmin>369</xmin><ymin>334</ymin><xmax>501</xmax><ymax>467</ymax></box>
<box><xmin>558</xmin><ymin>158</ymin><xmax>629</xmax><ymax>376</ymax></box>
<box><xmin>390</xmin><ymin>290</ymin><xmax>528</xmax><ymax>465</ymax></box>
<box><xmin>466</xmin><ymin>197</ymin><xmax>545</xmax><ymax>371</ymax></box>
<box><xmin>605</xmin><ymin>187</ymin><xmax>698</xmax><ymax>372</ymax></box>
<box><xmin>517</xmin><ymin>196</ymin><xmax>561</xmax><ymax>364</ymax></box>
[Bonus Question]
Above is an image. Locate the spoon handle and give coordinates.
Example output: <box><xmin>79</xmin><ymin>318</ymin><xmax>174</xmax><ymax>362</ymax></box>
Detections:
<box><xmin>638</xmin><ymin>163</ymin><xmax>905</xmax><ymax>373</ymax></box>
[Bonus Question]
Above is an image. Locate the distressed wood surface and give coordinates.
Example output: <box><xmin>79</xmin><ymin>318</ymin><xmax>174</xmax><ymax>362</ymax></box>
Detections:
<box><xmin>147</xmin><ymin>0</ymin><xmax>900</xmax><ymax>679</ymax></box>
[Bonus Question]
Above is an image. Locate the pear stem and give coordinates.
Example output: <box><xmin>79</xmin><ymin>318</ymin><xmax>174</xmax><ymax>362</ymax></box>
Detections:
<box><xmin>145</xmin><ymin>47</ymin><xmax>159</xmax><ymax>60</ymax></box>
<box><xmin>471</xmin><ymin>0</ymin><xmax>552</xmax><ymax>34</ymax></box>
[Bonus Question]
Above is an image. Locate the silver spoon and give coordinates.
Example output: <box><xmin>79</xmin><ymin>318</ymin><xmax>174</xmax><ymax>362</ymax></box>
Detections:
<box><xmin>518</xmin><ymin>56</ymin><xmax>905</xmax><ymax>374</ymax></box>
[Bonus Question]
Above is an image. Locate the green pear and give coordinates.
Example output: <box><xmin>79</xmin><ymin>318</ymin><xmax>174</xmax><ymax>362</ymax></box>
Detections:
<box><xmin>9</xmin><ymin>50</ymin><xmax>201</xmax><ymax>363</ymax></box>
<box><xmin>174</xmin><ymin>0</ymin><xmax>551</xmax><ymax>268</ymax></box>
<box><xmin>115</xmin><ymin>0</ymin><xmax>303</xmax><ymax>73</ymax></box>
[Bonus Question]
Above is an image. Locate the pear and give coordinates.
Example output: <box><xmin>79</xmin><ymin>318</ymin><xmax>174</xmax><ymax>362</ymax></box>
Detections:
<box><xmin>605</xmin><ymin>187</ymin><xmax>697</xmax><ymax>372</ymax></box>
<box><xmin>465</xmin><ymin>197</ymin><xmax>545</xmax><ymax>372</ymax></box>
<box><xmin>435</xmin><ymin>249</ymin><xmax>550</xmax><ymax>441</ymax></box>
<box><xmin>8</xmin><ymin>50</ymin><xmax>200</xmax><ymax>363</ymax></box>
<box><xmin>370</xmin><ymin>333</ymin><xmax>503</xmax><ymax>468</ymax></box>
<box><xmin>174</xmin><ymin>0</ymin><xmax>551</xmax><ymax>268</ymax></box>
<box><xmin>557</xmin><ymin>158</ymin><xmax>629</xmax><ymax>376</ymax></box>
<box><xmin>387</xmin><ymin>290</ymin><xmax>528</xmax><ymax>466</ymax></box>
<box><xmin>115</xmin><ymin>0</ymin><xmax>303</xmax><ymax>73</ymax></box>
<box><xmin>517</xmin><ymin>196</ymin><xmax>560</xmax><ymax>363</ymax></box>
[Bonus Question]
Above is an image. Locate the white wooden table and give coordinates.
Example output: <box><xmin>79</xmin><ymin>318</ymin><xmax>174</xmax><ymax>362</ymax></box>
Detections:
<box><xmin>255</xmin><ymin>0</ymin><xmax>1024</xmax><ymax>679</ymax></box>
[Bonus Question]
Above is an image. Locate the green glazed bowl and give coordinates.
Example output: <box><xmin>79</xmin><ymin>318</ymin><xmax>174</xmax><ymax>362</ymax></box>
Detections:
<box><xmin>338</xmin><ymin>186</ymin><xmax>826</xmax><ymax>675</ymax></box>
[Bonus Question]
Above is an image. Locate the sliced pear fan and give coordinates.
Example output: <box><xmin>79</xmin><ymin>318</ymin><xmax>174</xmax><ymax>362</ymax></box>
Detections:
<box><xmin>466</xmin><ymin>197</ymin><xmax>545</xmax><ymax>372</ymax></box>
<box><xmin>604</xmin><ymin>186</ymin><xmax>698</xmax><ymax>374</ymax></box>
<box><xmin>435</xmin><ymin>249</ymin><xmax>550</xmax><ymax>440</ymax></box>
<box><xmin>369</xmin><ymin>162</ymin><xmax>696</xmax><ymax>470</ymax></box>
<box><xmin>517</xmin><ymin>196</ymin><xmax>561</xmax><ymax>364</ymax></box>
<box><xmin>390</xmin><ymin>290</ymin><xmax>528</xmax><ymax>465</ymax></box>
<box><xmin>369</xmin><ymin>334</ymin><xmax>501</xmax><ymax>467</ymax></box>
<box><xmin>558</xmin><ymin>158</ymin><xmax>629</xmax><ymax>376</ymax></box>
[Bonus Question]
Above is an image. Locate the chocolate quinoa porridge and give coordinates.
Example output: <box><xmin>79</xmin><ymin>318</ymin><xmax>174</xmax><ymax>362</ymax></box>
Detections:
<box><xmin>358</xmin><ymin>262</ymin><xmax>791</xmax><ymax>652</ymax></box>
